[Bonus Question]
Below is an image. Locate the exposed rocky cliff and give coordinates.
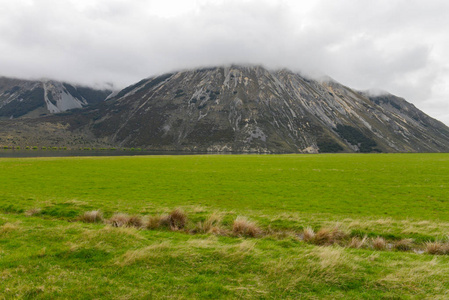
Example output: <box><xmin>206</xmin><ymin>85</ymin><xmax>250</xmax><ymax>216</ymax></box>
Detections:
<box><xmin>1</xmin><ymin>66</ymin><xmax>448</xmax><ymax>152</ymax></box>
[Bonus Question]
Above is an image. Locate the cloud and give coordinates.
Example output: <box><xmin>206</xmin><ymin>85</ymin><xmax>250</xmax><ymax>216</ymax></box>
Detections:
<box><xmin>0</xmin><ymin>0</ymin><xmax>448</xmax><ymax>124</ymax></box>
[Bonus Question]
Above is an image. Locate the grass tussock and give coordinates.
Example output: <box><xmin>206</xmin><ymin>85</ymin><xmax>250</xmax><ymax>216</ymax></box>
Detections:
<box><xmin>168</xmin><ymin>208</ymin><xmax>187</xmax><ymax>230</ymax></box>
<box><xmin>312</xmin><ymin>227</ymin><xmax>348</xmax><ymax>246</ymax></box>
<box><xmin>79</xmin><ymin>210</ymin><xmax>103</xmax><ymax>223</ymax></box>
<box><xmin>109</xmin><ymin>213</ymin><xmax>142</xmax><ymax>228</ymax></box>
<box><xmin>232</xmin><ymin>216</ymin><xmax>260</xmax><ymax>237</ymax></box>
<box><xmin>394</xmin><ymin>238</ymin><xmax>414</xmax><ymax>251</ymax></box>
<box><xmin>194</xmin><ymin>212</ymin><xmax>224</xmax><ymax>234</ymax></box>
<box><xmin>109</xmin><ymin>213</ymin><xmax>130</xmax><ymax>227</ymax></box>
<box><xmin>25</xmin><ymin>208</ymin><xmax>42</xmax><ymax>217</ymax></box>
<box><xmin>127</xmin><ymin>215</ymin><xmax>143</xmax><ymax>228</ymax></box>
<box><xmin>145</xmin><ymin>215</ymin><xmax>163</xmax><ymax>229</ymax></box>
<box><xmin>425</xmin><ymin>241</ymin><xmax>449</xmax><ymax>255</ymax></box>
<box><xmin>23</xmin><ymin>207</ymin><xmax>449</xmax><ymax>256</ymax></box>
<box><xmin>302</xmin><ymin>227</ymin><xmax>316</xmax><ymax>242</ymax></box>
<box><xmin>158</xmin><ymin>214</ymin><xmax>172</xmax><ymax>228</ymax></box>
<box><xmin>372</xmin><ymin>237</ymin><xmax>387</xmax><ymax>250</ymax></box>
<box><xmin>349</xmin><ymin>236</ymin><xmax>368</xmax><ymax>249</ymax></box>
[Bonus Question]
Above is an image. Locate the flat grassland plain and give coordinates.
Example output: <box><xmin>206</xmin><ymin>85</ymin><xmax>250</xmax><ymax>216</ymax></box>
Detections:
<box><xmin>1</xmin><ymin>153</ymin><xmax>449</xmax><ymax>299</ymax></box>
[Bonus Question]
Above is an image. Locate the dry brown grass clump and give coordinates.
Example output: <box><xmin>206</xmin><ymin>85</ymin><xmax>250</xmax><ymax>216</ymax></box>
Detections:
<box><xmin>145</xmin><ymin>215</ymin><xmax>163</xmax><ymax>229</ymax></box>
<box><xmin>79</xmin><ymin>210</ymin><xmax>103</xmax><ymax>223</ymax></box>
<box><xmin>145</xmin><ymin>213</ymin><xmax>187</xmax><ymax>230</ymax></box>
<box><xmin>146</xmin><ymin>210</ymin><xmax>186</xmax><ymax>231</ymax></box>
<box><xmin>394</xmin><ymin>238</ymin><xmax>414</xmax><ymax>251</ymax></box>
<box><xmin>425</xmin><ymin>241</ymin><xmax>449</xmax><ymax>255</ymax></box>
<box><xmin>109</xmin><ymin>213</ymin><xmax>143</xmax><ymax>228</ymax></box>
<box><xmin>302</xmin><ymin>227</ymin><xmax>316</xmax><ymax>242</ymax></box>
<box><xmin>127</xmin><ymin>215</ymin><xmax>143</xmax><ymax>228</ymax></box>
<box><xmin>313</xmin><ymin>227</ymin><xmax>348</xmax><ymax>246</ymax></box>
<box><xmin>372</xmin><ymin>237</ymin><xmax>387</xmax><ymax>250</ymax></box>
<box><xmin>158</xmin><ymin>214</ymin><xmax>172</xmax><ymax>228</ymax></box>
<box><xmin>109</xmin><ymin>213</ymin><xmax>130</xmax><ymax>227</ymax></box>
<box><xmin>168</xmin><ymin>208</ymin><xmax>188</xmax><ymax>230</ymax></box>
<box><xmin>349</xmin><ymin>236</ymin><xmax>368</xmax><ymax>249</ymax></box>
<box><xmin>25</xmin><ymin>208</ymin><xmax>42</xmax><ymax>217</ymax></box>
<box><xmin>232</xmin><ymin>216</ymin><xmax>260</xmax><ymax>237</ymax></box>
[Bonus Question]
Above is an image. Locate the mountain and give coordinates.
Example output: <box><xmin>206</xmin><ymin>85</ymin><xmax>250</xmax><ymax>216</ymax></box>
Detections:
<box><xmin>0</xmin><ymin>65</ymin><xmax>448</xmax><ymax>152</ymax></box>
<box><xmin>0</xmin><ymin>76</ymin><xmax>112</xmax><ymax>119</ymax></box>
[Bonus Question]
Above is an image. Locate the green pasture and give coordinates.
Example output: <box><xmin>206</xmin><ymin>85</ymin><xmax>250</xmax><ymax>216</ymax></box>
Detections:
<box><xmin>1</xmin><ymin>153</ymin><xmax>449</xmax><ymax>298</ymax></box>
<box><xmin>1</xmin><ymin>153</ymin><xmax>449</xmax><ymax>221</ymax></box>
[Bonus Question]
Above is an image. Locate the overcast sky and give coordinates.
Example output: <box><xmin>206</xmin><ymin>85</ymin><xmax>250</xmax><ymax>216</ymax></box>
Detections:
<box><xmin>1</xmin><ymin>0</ymin><xmax>448</xmax><ymax>125</ymax></box>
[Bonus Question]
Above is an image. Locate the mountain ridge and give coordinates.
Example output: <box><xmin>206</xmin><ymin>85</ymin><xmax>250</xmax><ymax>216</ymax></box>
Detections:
<box><xmin>0</xmin><ymin>65</ymin><xmax>448</xmax><ymax>153</ymax></box>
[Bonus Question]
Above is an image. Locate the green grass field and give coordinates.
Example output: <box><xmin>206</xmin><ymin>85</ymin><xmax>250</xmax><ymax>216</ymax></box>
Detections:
<box><xmin>1</xmin><ymin>153</ymin><xmax>449</xmax><ymax>298</ymax></box>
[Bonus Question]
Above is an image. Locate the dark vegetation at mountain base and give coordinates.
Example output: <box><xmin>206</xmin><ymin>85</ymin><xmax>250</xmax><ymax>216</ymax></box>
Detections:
<box><xmin>334</xmin><ymin>124</ymin><xmax>379</xmax><ymax>153</ymax></box>
<box><xmin>317</xmin><ymin>140</ymin><xmax>344</xmax><ymax>153</ymax></box>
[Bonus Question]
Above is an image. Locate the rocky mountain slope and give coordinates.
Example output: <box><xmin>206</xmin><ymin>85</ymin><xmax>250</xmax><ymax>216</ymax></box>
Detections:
<box><xmin>0</xmin><ymin>76</ymin><xmax>112</xmax><ymax>119</ymax></box>
<box><xmin>1</xmin><ymin>65</ymin><xmax>448</xmax><ymax>152</ymax></box>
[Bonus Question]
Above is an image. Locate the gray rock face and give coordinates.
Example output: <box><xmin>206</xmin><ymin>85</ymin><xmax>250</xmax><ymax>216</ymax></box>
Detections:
<box><xmin>0</xmin><ymin>77</ymin><xmax>112</xmax><ymax>119</ymax></box>
<box><xmin>88</xmin><ymin>65</ymin><xmax>449</xmax><ymax>152</ymax></box>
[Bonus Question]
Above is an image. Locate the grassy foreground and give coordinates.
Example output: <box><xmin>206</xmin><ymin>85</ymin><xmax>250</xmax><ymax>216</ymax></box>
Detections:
<box><xmin>1</xmin><ymin>153</ymin><xmax>449</xmax><ymax>298</ymax></box>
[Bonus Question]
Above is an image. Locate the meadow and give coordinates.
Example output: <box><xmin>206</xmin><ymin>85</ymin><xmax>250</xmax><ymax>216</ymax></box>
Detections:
<box><xmin>1</xmin><ymin>153</ymin><xmax>449</xmax><ymax>298</ymax></box>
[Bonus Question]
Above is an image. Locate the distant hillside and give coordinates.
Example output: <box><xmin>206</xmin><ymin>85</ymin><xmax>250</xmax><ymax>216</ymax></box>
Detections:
<box><xmin>0</xmin><ymin>66</ymin><xmax>448</xmax><ymax>152</ymax></box>
<box><xmin>0</xmin><ymin>76</ymin><xmax>112</xmax><ymax>119</ymax></box>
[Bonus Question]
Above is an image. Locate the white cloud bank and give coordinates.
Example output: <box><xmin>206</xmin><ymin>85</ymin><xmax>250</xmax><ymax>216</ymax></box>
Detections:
<box><xmin>0</xmin><ymin>0</ymin><xmax>448</xmax><ymax>124</ymax></box>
